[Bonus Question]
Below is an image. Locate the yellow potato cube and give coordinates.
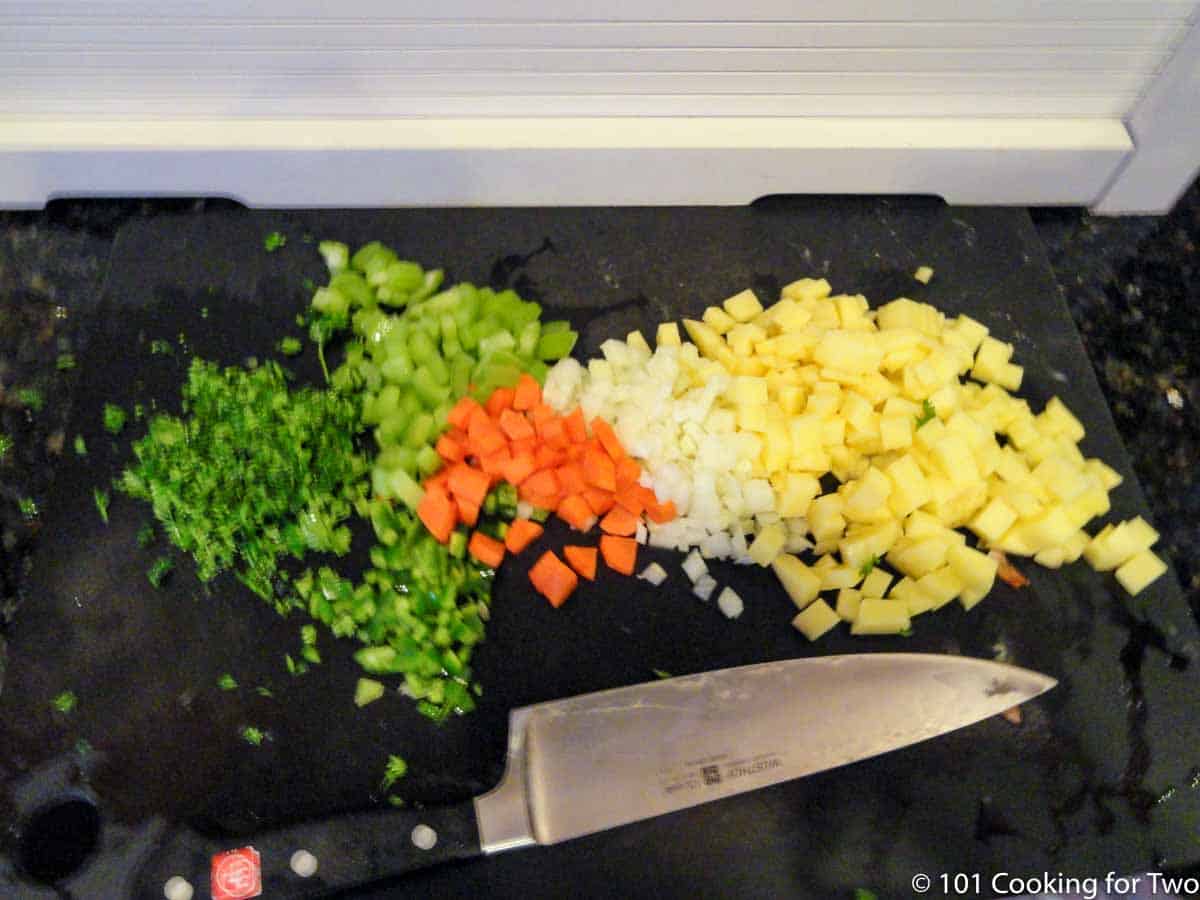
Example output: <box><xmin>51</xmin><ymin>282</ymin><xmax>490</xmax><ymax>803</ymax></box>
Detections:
<box><xmin>879</xmin><ymin>414</ymin><xmax>914</xmax><ymax>450</ymax></box>
<box><xmin>842</xmin><ymin>467</ymin><xmax>893</xmax><ymax>523</ymax></box>
<box><xmin>761</xmin><ymin>420</ymin><xmax>791</xmax><ymax>473</ymax></box>
<box><xmin>772</xmin><ymin>554</ymin><xmax>822</xmax><ymax>610</ymax></box>
<box><xmin>626</xmin><ymin>330</ymin><xmax>652</xmax><ymax>355</ymax></box>
<box><xmin>727</xmin><ymin>323</ymin><xmax>768</xmax><ymax>357</ymax></box>
<box><xmin>913</xmin><ymin>265</ymin><xmax>934</xmax><ymax>284</ymax></box>
<box><xmin>793</xmin><ymin>599</ymin><xmax>842</xmax><ymax>641</ymax></box>
<box><xmin>655</xmin><ymin>322</ymin><xmax>682</xmax><ymax>347</ymax></box>
<box><xmin>969</xmin><ymin>497</ymin><xmax>1019</xmax><ymax>544</ymax></box>
<box><xmin>702</xmin><ymin>306</ymin><xmax>737</xmax><ymax>335</ymax></box>
<box><xmin>838</xmin><ymin>520</ymin><xmax>902</xmax><ymax>572</ymax></box>
<box><xmin>1062</xmin><ymin>529</ymin><xmax>1090</xmax><ymax>564</ymax></box>
<box><xmin>915</xmin><ymin>566</ymin><xmax>965</xmax><ymax>610</ymax></box>
<box><xmin>777</xmin><ymin>473</ymin><xmax>821</xmax><ymax>518</ymax></box>
<box><xmin>1082</xmin><ymin>516</ymin><xmax>1160</xmax><ymax>571</ymax></box>
<box><xmin>682</xmin><ymin>319</ymin><xmax>727</xmax><ymax>359</ymax></box>
<box><xmin>834</xmin><ymin>294</ymin><xmax>871</xmax><ymax>329</ymax></box>
<box><xmin>821</xmin><ymin>416</ymin><xmax>847</xmax><ymax>447</ymax></box>
<box><xmin>1012</xmin><ymin>506</ymin><xmax>1077</xmax><ymax>553</ymax></box>
<box><xmin>736</xmin><ymin>403</ymin><xmax>769</xmax><ymax>433</ymax></box>
<box><xmin>1063</xmin><ymin>484</ymin><xmax>1111</xmax><ymax>529</ymax></box>
<box><xmin>836</xmin><ymin>588</ymin><xmax>863</xmax><ymax>622</ymax></box>
<box><xmin>724</xmin><ymin>289</ymin><xmax>763</xmax><ymax>324</ymax></box>
<box><xmin>748</xmin><ymin>524</ymin><xmax>787</xmax><ymax>566</ymax></box>
<box><xmin>994</xmin><ymin>362</ymin><xmax>1024</xmax><ymax>392</ymax></box>
<box><xmin>1084</xmin><ymin>457</ymin><xmax>1123</xmax><ymax>490</ymax></box>
<box><xmin>777</xmin><ymin>384</ymin><xmax>806</xmax><ymax>415</ymax></box>
<box><xmin>887</xmin><ymin>536</ymin><xmax>950</xmax><ymax>579</ymax></box>
<box><xmin>851</xmin><ymin>599</ymin><xmax>912</xmax><ymax>635</ymax></box>
<box><xmin>813</xmin><ymin>330</ymin><xmax>884</xmax><ymax>373</ymax></box>
<box><xmin>829</xmin><ymin>446</ymin><xmax>869</xmax><ymax>484</ymax></box>
<box><xmin>728</xmin><ymin>375</ymin><xmax>769</xmax><ymax>406</ymax></box>
<box><xmin>804</xmin><ymin>391</ymin><xmax>841</xmax><ymax>418</ymax></box>
<box><xmin>946</xmin><ymin>544</ymin><xmax>998</xmax><ymax>592</ymax></box>
<box><xmin>952</xmin><ymin>314</ymin><xmax>990</xmax><ymax>353</ymax></box>
<box><xmin>1034</xmin><ymin>546</ymin><xmax>1066</xmax><ymax>569</ymax></box>
<box><xmin>1115</xmin><ymin>549</ymin><xmax>1167</xmax><ymax>596</ymax></box>
<box><xmin>860</xmin><ymin>567</ymin><xmax>895</xmax><ymax>599</ymax></box>
<box><xmin>1037</xmin><ymin>396</ymin><xmax>1086</xmax><ymax>443</ymax></box>
<box><xmin>876</xmin><ymin>298</ymin><xmax>944</xmax><ymax>336</ymax></box>
<box><xmin>884</xmin><ymin>454</ymin><xmax>932</xmax><ymax>518</ymax></box>
<box><xmin>820</xmin><ymin>563</ymin><xmax>863</xmax><ymax>591</ymax></box>
<box><xmin>782</xmin><ymin>277</ymin><xmax>832</xmax><ymax>303</ymax></box>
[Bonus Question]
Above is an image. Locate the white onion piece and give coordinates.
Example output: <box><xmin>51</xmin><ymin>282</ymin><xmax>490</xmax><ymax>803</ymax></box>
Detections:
<box><xmin>635</xmin><ymin>521</ymin><xmax>648</xmax><ymax>545</ymax></box>
<box><xmin>638</xmin><ymin>563</ymin><xmax>668</xmax><ymax>586</ymax></box>
<box><xmin>717</xmin><ymin>587</ymin><xmax>744</xmax><ymax>619</ymax></box>
<box><xmin>681</xmin><ymin>549</ymin><xmax>708</xmax><ymax>583</ymax></box>
<box><xmin>692</xmin><ymin>574</ymin><xmax>718</xmax><ymax>602</ymax></box>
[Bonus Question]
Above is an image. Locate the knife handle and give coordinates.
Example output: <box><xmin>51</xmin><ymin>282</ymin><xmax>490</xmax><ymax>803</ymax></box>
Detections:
<box><xmin>133</xmin><ymin>801</ymin><xmax>481</xmax><ymax>899</ymax></box>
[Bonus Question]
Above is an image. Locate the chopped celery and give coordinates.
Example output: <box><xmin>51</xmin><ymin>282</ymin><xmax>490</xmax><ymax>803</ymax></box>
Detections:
<box><xmin>536</xmin><ymin>329</ymin><xmax>578</xmax><ymax>361</ymax></box>
<box><xmin>448</xmin><ymin>530</ymin><xmax>468</xmax><ymax>559</ymax></box>
<box><xmin>354</xmin><ymin>677</ymin><xmax>386</xmax><ymax>707</ymax></box>
<box><xmin>318</xmin><ymin>240</ymin><xmax>349</xmax><ymax>275</ymax></box>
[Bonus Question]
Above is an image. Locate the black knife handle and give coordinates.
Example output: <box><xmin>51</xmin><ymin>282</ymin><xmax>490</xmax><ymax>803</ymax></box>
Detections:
<box><xmin>132</xmin><ymin>801</ymin><xmax>481</xmax><ymax>899</ymax></box>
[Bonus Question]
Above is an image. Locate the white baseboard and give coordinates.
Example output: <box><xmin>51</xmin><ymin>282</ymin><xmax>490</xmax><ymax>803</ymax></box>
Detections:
<box><xmin>0</xmin><ymin>117</ymin><xmax>1132</xmax><ymax>209</ymax></box>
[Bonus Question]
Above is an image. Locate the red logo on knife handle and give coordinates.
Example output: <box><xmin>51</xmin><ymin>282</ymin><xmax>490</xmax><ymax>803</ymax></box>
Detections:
<box><xmin>211</xmin><ymin>846</ymin><xmax>262</xmax><ymax>900</ymax></box>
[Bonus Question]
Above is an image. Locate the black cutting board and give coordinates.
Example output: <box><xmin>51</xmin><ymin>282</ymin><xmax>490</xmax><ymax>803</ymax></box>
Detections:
<box><xmin>2</xmin><ymin>200</ymin><xmax>1198</xmax><ymax>899</ymax></box>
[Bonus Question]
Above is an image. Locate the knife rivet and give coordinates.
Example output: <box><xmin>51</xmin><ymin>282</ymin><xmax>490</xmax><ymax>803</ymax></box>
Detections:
<box><xmin>290</xmin><ymin>849</ymin><xmax>318</xmax><ymax>877</ymax></box>
<box><xmin>163</xmin><ymin>875</ymin><xmax>194</xmax><ymax>900</ymax></box>
<box><xmin>411</xmin><ymin>824</ymin><xmax>438</xmax><ymax>850</ymax></box>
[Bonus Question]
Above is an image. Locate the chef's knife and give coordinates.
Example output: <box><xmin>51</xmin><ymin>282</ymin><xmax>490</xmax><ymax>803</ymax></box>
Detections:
<box><xmin>86</xmin><ymin>653</ymin><xmax>1052</xmax><ymax>898</ymax></box>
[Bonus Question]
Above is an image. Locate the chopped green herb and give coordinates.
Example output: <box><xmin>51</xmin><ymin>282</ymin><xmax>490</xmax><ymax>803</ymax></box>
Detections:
<box><xmin>354</xmin><ymin>677</ymin><xmax>385</xmax><ymax>707</ymax></box>
<box><xmin>52</xmin><ymin>691</ymin><xmax>77</xmax><ymax>714</ymax></box>
<box><xmin>300</xmin><ymin>644</ymin><xmax>321</xmax><ymax>665</ymax></box>
<box><xmin>380</xmin><ymin>754</ymin><xmax>408</xmax><ymax>791</ymax></box>
<box><xmin>899</xmin><ymin>626</ymin><xmax>914</xmax><ymax>638</ymax></box>
<box><xmin>858</xmin><ymin>555</ymin><xmax>880</xmax><ymax>578</ymax></box>
<box><xmin>73</xmin><ymin>435</ymin><xmax>87</xmax><ymax>456</ymax></box>
<box><xmin>241</xmin><ymin>726</ymin><xmax>265</xmax><ymax>746</ymax></box>
<box><xmin>103</xmin><ymin>403</ymin><xmax>127</xmax><ymax>434</ymax></box>
<box><xmin>854</xmin><ymin>890</ymin><xmax>879</xmax><ymax>900</ymax></box>
<box><xmin>915</xmin><ymin>398</ymin><xmax>937</xmax><ymax>429</ymax></box>
<box><xmin>56</xmin><ymin>353</ymin><xmax>76</xmax><ymax>370</ymax></box>
<box><xmin>200</xmin><ymin>306</ymin><xmax>210</xmax><ymax>319</ymax></box>
<box><xmin>19</xmin><ymin>497</ymin><xmax>38</xmax><ymax>520</ymax></box>
<box><xmin>277</xmin><ymin>336</ymin><xmax>302</xmax><ymax>356</ymax></box>
<box><xmin>93</xmin><ymin>489</ymin><xmax>109</xmax><ymax>523</ymax></box>
<box><xmin>652</xmin><ymin>669</ymin><xmax>673</xmax><ymax>680</ymax></box>
<box><xmin>16</xmin><ymin>388</ymin><xmax>43</xmax><ymax>412</ymax></box>
<box><xmin>149</xmin><ymin>339</ymin><xmax>174</xmax><ymax>356</ymax></box>
<box><xmin>217</xmin><ymin>673</ymin><xmax>238</xmax><ymax>691</ymax></box>
<box><xmin>387</xmin><ymin>795</ymin><xmax>406</xmax><ymax>807</ymax></box>
<box><xmin>0</xmin><ymin>433</ymin><xmax>12</xmax><ymax>460</ymax></box>
<box><xmin>285</xmin><ymin>653</ymin><xmax>309</xmax><ymax>677</ymax></box>
<box><xmin>264</xmin><ymin>231</ymin><xmax>287</xmax><ymax>252</ymax></box>
<box><xmin>300</xmin><ymin>624</ymin><xmax>317</xmax><ymax>646</ymax></box>
<box><xmin>255</xmin><ymin>686</ymin><xmax>274</xmax><ymax>698</ymax></box>
<box><xmin>147</xmin><ymin>555</ymin><xmax>174</xmax><ymax>588</ymax></box>
<box><xmin>136</xmin><ymin>523</ymin><xmax>156</xmax><ymax>547</ymax></box>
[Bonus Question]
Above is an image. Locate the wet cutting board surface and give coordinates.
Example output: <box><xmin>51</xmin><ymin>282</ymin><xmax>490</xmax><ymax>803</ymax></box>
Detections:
<box><xmin>2</xmin><ymin>199</ymin><xmax>1198</xmax><ymax>898</ymax></box>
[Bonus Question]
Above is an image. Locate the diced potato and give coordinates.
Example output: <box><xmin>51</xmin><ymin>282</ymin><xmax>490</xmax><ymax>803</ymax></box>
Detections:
<box><xmin>793</xmin><ymin>599</ymin><xmax>842</xmax><ymax>641</ymax></box>
<box><xmin>777</xmin><ymin>473</ymin><xmax>821</xmax><ymax>518</ymax></box>
<box><xmin>969</xmin><ymin>497</ymin><xmax>1019</xmax><ymax>544</ymax></box>
<box><xmin>860</xmin><ymin>567</ymin><xmax>894</xmax><ymax>598</ymax></box>
<box><xmin>838</xmin><ymin>520</ymin><xmax>902</xmax><ymax>572</ymax></box>
<box><xmin>1082</xmin><ymin>516</ymin><xmax>1160</xmax><ymax>571</ymax></box>
<box><xmin>723</xmin><ymin>289</ymin><xmax>764</xmax><ymax>323</ymax></box>
<box><xmin>851</xmin><ymin>599</ymin><xmax>912</xmax><ymax>635</ymax></box>
<box><xmin>782</xmin><ymin>277</ymin><xmax>832</xmax><ymax>303</ymax></box>
<box><xmin>879</xmin><ymin>414</ymin><xmax>914</xmax><ymax>450</ymax></box>
<box><xmin>772</xmin><ymin>554</ymin><xmax>822</xmax><ymax>610</ymax></box>
<box><xmin>1115</xmin><ymin>549</ymin><xmax>1167</xmax><ymax>596</ymax></box>
<box><xmin>808</xmin><ymin>494</ymin><xmax>847</xmax><ymax>543</ymax></box>
<box><xmin>748</xmin><ymin>524</ymin><xmax>787</xmax><ymax>566</ymax></box>
<box><xmin>814</xmin><ymin>331</ymin><xmax>884</xmax><ymax>373</ymax></box>
<box><xmin>702</xmin><ymin>305</ymin><xmax>737</xmax><ymax>335</ymax></box>
<box><xmin>736</xmin><ymin>403</ymin><xmax>769</xmax><ymax>433</ymax></box>
<box><xmin>1084</xmin><ymin>457</ymin><xmax>1123</xmax><ymax>490</ymax></box>
<box><xmin>946</xmin><ymin>544</ymin><xmax>998</xmax><ymax>593</ymax></box>
<box><xmin>915</xmin><ymin>566</ymin><xmax>965</xmax><ymax>610</ymax></box>
<box><xmin>1012</xmin><ymin>506</ymin><xmax>1077</xmax><ymax>553</ymax></box>
<box><xmin>728</xmin><ymin>375</ymin><xmax>769</xmax><ymax>406</ymax></box>
<box><xmin>820</xmin><ymin>563</ymin><xmax>863</xmax><ymax>591</ymax></box>
<box><xmin>1037</xmin><ymin>396</ymin><xmax>1086</xmax><ymax>443</ymax></box>
<box><xmin>884</xmin><ymin>454</ymin><xmax>931</xmax><ymax>518</ymax></box>
<box><xmin>913</xmin><ymin>266</ymin><xmax>934</xmax><ymax>284</ymax></box>
<box><xmin>887</xmin><ymin>536</ymin><xmax>950</xmax><ymax>579</ymax></box>
<box><xmin>842</xmin><ymin>467</ymin><xmax>893</xmax><ymax>523</ymax></box>
<box><xmin>626</xmin><ymin>330</ymin><xmax>652</xmax><ymax>355</ymax></box>
<box><xmin>655</xmin><ymin>322</ymin><xmax>682</xmax><ymax>347</ymax></box>
<box><xmin>682</xmin><ymin>319</ymin><xmax>727</xmax><ymax>359</ymax></box>
<box><xmin>835</xmin><ymin>588</ymin><xmax>863</xmax><ymax>622</ymax></box>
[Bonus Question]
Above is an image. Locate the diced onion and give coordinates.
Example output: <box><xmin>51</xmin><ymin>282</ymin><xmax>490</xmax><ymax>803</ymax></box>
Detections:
<box><xmin>717</xmin><ymin>587</ymin><xmax>744</xmax><ymax>619</ymax></box>
<box><xmin>638</xmin><ymin>562</ymin><xmax>668</xmax><ymax>586</ymax></box>
<box><xmin>681</xmin><ymin>549</ymin><xmax>708</xmax><ymax>583</ymax></box>
<box><xmin>692</xmin><ymin>574</ymin><xmax>717</xmax><ymax>602</ymax></box>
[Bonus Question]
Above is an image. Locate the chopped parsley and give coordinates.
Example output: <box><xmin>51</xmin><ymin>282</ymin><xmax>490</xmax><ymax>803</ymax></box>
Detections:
<box><xmin>17</xmin><ymin>388</ymin><xmax>44</xmax><ymax>412</ymax></box>
<box><xmin>217</xmin><ymin>673</ymin><xmax>239</xmax><ymax>691</ymax></box>
<box><xmin>147</xmin><ymin>555</ymin><xmax>174</xmax><ymax>588</ymax></box>
<box><xmin>380</xmin><ymin>754</ymin><xmax>408</xmax><ymax>792</ymax></box>
<box><xmin>854</xmin><ymin>890</ymin><xmax>879</xmax><ymax>900</ymax></box>
<box><xmin>264</xmin><ymin>231</ymin><xmax>287</xmax><ymax>252</ymax></box>
<box><xmin>652</xmin><ymin>669</ymin><xmax>673</xmax><ymax>680</ymax></box>
<box><xmin>0</xmin><ymin>433</ymin><xmax>12</xmax><ymax>460</ymax></box>
<box><xmin>149</xmin><ymin>339</ymin><xmax>174</xmax><ymax>356</ymax></box>
<box><xmin>858</xmin><ymin>555</ymin><xmax>880</xmax><ymax>578</ymax></box>
<box><xmin>73</xmin><ymin>435</ymin><xmax>87</xmax><ymax>456</ymax></box>
<box><xmin>52</xmin><ymin>691</ymin><xmax>77</xmax><ymax>714</ymax></box>
<box><xmin>19</xmin><ymin>497</ymin><xmax>39</xmax><ymax>520</ymax></box>
<box><xmin>241</xmin><ymin>726</ymin><xmax>266</xmax><ymax>746</ymax></box>
<box><xmin>93</xmin><ymin>488</ymin><xmax>110</xmax><ymax>523</ymax></box>
<box><xmin>103</xmin><ymin>403</ymin><xmax>127</xmax><ymax>434</ymax></box>
<box><xmin>277</xmin><ymin>336</ymin><xmax>302</xmax><ymax>356</ymax></box>
<box><xmin>914</xmin><ymin>398</ymin><xmax>937</xmax><ymax>429</ymax></box>
<box><xmin>56</xmin><ymin>353</ymin><xmax>76</xmax><ymax>370</ymax></box>
<box><xmin>136</xmin><ymin>523</ymin><xmax>156</xmax><ymax>547</ymax></box>
<box><xmin>255</xmin><ymin>686</ymin><xmax>274</xmax><ymax>698</ymax></box>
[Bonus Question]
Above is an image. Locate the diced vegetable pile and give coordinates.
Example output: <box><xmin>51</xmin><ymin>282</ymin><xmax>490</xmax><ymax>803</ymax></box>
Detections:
<box><xmin>115</xmin><ymin>244</ymin><xmax>1170</xmax><ymax>723</ymax></box>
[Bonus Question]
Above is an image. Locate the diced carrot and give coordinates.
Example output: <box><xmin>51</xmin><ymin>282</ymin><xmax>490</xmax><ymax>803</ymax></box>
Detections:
<box><xmin>563</xmin><ymin>545</ymin><xmax>598</xmax><ymax>581</ymax></box>
<box><xmin>645</xmin><ymin>498</ymin><xmax>677</xmax><ymax>524</ymax></box>
<box><xmin>417</xmin><ymin>486</ymin><xmax>456</xmax><ymax>544</ymax></box>
<box><xmin>466</xmin><ymin>404</ymin><xmax>493</xmax><ymax>438</ymax></box>
<box><xmin>520</xmin><ymin>489</ymin><xmax>561</xmax><ymax>511</ymax></box>
<box><xmin>582</xmin><ymin>446</ymin><xmax>617</xmax><ymax>492</ymax></box>
<box><xmin>528</xmin><ymin>403</ymin><xmax>557</xmax><ymax>426</ymax></box>
<box><xmin>615</xmin><ymin>457</ymin><xmax>641</xmax><ymax>490</ymax></box>
<box><xmin>498</xmin><ymin>407</ymin><xmax>536</xmax><ymax>442</ymax></box>
<box><xmin>521</xmin><ymin>468</ymin><xmax>560</xmax><ymax>499</ymax></box>
<box><xmin>470</xmin><ymin>423</ymin><xmax>508</xmax><ymax>458</ymax></box>
<box><xmin>583</xmin><ymin>488</ymin><xmax>616</xmax><ymax>516</ymax></box>
<box><xmin>502</xmin><ymin>452</ymin><xmax>538</xmax><ymax>487</ymax></box>
<box><xmin>447</xmin><ymin>464</ymin><xmax>491</xmax><ymax>509</ymax></box>
<box><xmin>599</xmin><ymin>535</ymin><xmax>637</xmax><ymax>575</ymax></box>
<box><xmin>534</xmin><ymin>444</ymin><xmax>566</xmax><ymax>471</ymax></box>
<box><xmin>613</xmin><ymin>483</ymin><xmax>645</xmax><ymax>517</ymax></box>
<box><xmin>590</xmin><ymin>417</ymin><xmax>626</xmax><ymax>461</ymax></box>
<box><xmin>505</xmin><ymin>518</ymin><xmax>544</xmax><ymax>554</ymax></box>
<box><xmin>600</xmin><ymin>505</ymin><xmax>639</xmax><ymax>537</ymax></box>
<box><xmin>509</xmin><ymin>436</ymin><xmax>538</xmax><ymax>457</ymax></box>
<box><xmin>424</xmin><ymin>469</ymin><xmax>451</xmax><ymax>493</ymax></box>
<box><xmin>435</xmin><ymin>433</ymin><xmax>465</xmax><ymax>463</ymax></box>
<box><xmin>556</xmin><ymin>494</ymin><xmax>598</xmax><ymax>533</ymax></box>
<box><xmin>467</xmin><ymin>531</ymin><xmax>506</xmax><ymax>568</ymax></box>
<box><xmin>456</xmin><ymin>496</ymin><xmax>480</xmax><ymax>528</ymax></box>
<box><xmin>478</xmin><ymin>447</ymin><xmax>511</xmax><ymax>479</ymax></box>
<box><xmin>563</xmin><ymin>408</ymin><xmax>588</xmax><ymax>444</ymax></box>
<box><xmin>555</xmin><ymin>463</ymin><xmax>588</xmax><ymax>497</ymax></box>
<box><xmin>512</xmin><ymin>373</ymin><xmax>542</xmax><ymax>411</ymax></box>
<box><xmin>564</xmin><ymin>443</ymin><xmax>587</xmax><ymax>462</ymax></box>
<box><xmin>538</xmin><ymin>416</ymin><xmax>569</xmax><ymax>449</ymax></box>
<box><xmin>529</xmin><ymin>550</ymin><xmax>578</xmax><ymax>608</ymax></box>
<box><xmin>447</xmin><ymin>396</ymin><xmax>482</xmax><ymax>430</ymax></box>
<box><xmin>485</xmin><ymin>387</ymin><xmax>516</xmax><ymax>419</ymax></box>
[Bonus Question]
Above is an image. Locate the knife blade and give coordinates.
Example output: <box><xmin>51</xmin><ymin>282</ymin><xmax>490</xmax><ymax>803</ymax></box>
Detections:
<box><xmin>90</xmin><ymin>653</ymin><xmax>1053</xmax><ymax>899</ymax></box>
